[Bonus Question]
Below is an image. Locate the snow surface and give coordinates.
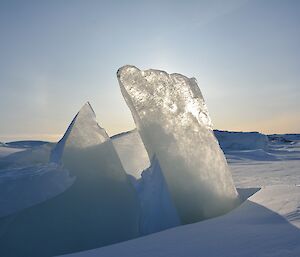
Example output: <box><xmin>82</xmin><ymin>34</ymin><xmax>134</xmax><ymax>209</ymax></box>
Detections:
<box><xmin>229</xmin><ymin>141</ymin><xmax>300</xmax><ymax>188</ymax></box>
<box><xmin>0</xmin><ymin>146</ymin><xmax>26</xmax><ymax>158</ymax></box>
<box><xmin>0</xmin><ymin>142</ymin><xmax>74</xmax><ymax>218</ymax></box>
<box><xmin>0</xmin><ymin>141</ymin><xmax>48</xmax><ymax>158</ymax></box>
<box><xmin>0</xmin><ymin>163</ymin><xmax>74</xmax><ymax>217</ymax></box>
<box><xmin>60</xmin><ymin>186</ymin><xmax>300</xmax><ymax>257</ymax></box>
<box><xmin>0</xmin><ymin>143</ymin><xmax>54</xmax><ymax>168</ymax></box>
<box><xmin>118</xmin><ymin>65</ymin><xmax>238</xmax><ymax>223</ymax></box>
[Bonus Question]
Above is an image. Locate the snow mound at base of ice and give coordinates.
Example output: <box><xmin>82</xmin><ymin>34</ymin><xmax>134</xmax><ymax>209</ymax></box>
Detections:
<box><xmin>57</xmin><ymin>185</ymin><xmax>300</xmax><ymax>257</ymax></box>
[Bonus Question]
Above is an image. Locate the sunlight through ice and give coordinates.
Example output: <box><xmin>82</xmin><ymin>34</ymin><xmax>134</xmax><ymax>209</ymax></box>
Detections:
<box><xmin>118</xmin><ymin>65</ymin><xmax>239</xmax><ymax>224</ymax></box>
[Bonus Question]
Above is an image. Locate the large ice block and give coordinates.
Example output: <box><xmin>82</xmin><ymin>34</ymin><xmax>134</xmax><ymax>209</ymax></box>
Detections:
<box><xmin>118</xmin><ymin>66</ymin><xmax>239</xmax><ymax>224</ymax></box>
<box><xmin>0</xmin><ymin>102</ymin><xmax>140</xmax><ymax>257</ymax></box>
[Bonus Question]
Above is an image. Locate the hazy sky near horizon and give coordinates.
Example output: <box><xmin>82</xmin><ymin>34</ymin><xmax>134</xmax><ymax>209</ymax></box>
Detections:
<box><xmin>0</xmin><ymin>0</ymin><xmax>299</xmax><ymax>142</ymax></box>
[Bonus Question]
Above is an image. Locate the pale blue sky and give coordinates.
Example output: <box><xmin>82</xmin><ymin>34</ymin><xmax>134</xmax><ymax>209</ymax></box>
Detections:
<box><xmin>0</xmin><ymin>0</ymin><xmax>299</xmax><ymax>142</ymax></box>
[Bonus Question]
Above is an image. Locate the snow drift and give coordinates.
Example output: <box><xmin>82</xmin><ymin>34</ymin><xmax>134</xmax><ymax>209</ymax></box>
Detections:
<box><xmin>118</xmin><ymin>65</ymin><xmax>239</xmax><ymax>224</ymax></box>
<box><xmin>0</xmin><ymin>163</ymin><xmax>74</xmax><ymax>217</ymax></box>
<box><xmin>58</xmin><ymin>185</ymin><xmax>300</xmax><ymax>257</ymax></box>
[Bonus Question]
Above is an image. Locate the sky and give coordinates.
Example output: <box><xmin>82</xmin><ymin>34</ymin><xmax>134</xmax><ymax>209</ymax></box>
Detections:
<box><xmin>0</xmin><ymin>0</ymin><xmax>299</xmax><ymax>142</ymax></box>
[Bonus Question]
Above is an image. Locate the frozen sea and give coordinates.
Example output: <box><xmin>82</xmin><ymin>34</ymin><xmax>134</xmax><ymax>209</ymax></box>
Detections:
<box><xmin>0</xmin><ymin>132</ymin><xmax>299</xmax><ymax>257</ymax></box>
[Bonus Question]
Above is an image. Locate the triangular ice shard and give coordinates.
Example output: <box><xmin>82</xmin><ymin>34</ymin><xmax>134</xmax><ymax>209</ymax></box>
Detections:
<box><xmin>0</xmin><ymin>102</ymin><xmax>140</xmax><ymax>257</ymax></box>
<box><xmin>136</xmin><ymin>155</ymin><xmax>181</xmax><ymax>235</ymax></box>
<box><xmin>50</xmin><ymin>102</ymin><xmax>108</xmax><ymax>163</ymax></box>
<box><xmin>118</xmin><ymin>66</ymin><xmax>239</xmax><ymax>224</ymax></box>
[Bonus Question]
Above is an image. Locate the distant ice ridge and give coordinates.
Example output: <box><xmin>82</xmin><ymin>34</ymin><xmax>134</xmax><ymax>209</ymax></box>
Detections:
<box><xmin>214</xmin><ymin>130</ymin><xmax>269</xmax><ymax>151</ymax></box>
<box><xmin>0</xmin><ymin>102</ymin><xmax>140</xmax><ymax>257</ymax></box>
<box><xmin>118</xmin><ymin>65</ymin><xmax>239</xmax><ymax>224</ymax></box>
<box><xmin>1</xmin><ymin>143</ymin><xmax>54</xmax><ymax>168</ymax></box>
